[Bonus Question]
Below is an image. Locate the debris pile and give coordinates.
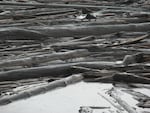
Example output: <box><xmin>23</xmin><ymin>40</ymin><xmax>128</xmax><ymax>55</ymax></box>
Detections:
<box><xmin>0</xmin><ymin>0</ymin><xmax>150</xmax><ymax>113</ymax></box>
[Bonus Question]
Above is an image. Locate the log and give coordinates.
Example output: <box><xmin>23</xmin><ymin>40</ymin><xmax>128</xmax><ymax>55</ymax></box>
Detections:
<box><xmin>0</xmin><ymin>2</ymin><xmax>142</xmax><ymax>11</ymax></box>
<box><xmin>97</xmin><ymin>92</ymin><xmax>123</xmax><ymax>111</ymax></box>
<box><xmin>0</xmin><ymin>9</ymin><xmax>76</xmax><ymax>20</ymax></box>
<box><xmin>0</xmin><ymin>61</ymin><xmax>149</xmax><ymax>82</ymax></box>
<box><xmin>107</xmin><ymin>34</ymin><xmax>150</xmax><ymax>47</ymax></box>
<box><xmin>29</xmin><ymin>22</ymin><xmax>150</xmax><ymax>37</ymax></box>
<box><xmin>110</xmin><ymin>88</ymin><xmax>138</xmax><ymax>113</ymax></box>
<box><xmin>0</xmin><ymin>74</ymin><xmax>83</xmax><ymax>106</ymax></box>
<box><xmin>0</xmin><ymin>44</ymin><xmax>42</xmax><ymax>52</ymax></box>
<box><xmin>0</xmin><ymin>27</ymin><xmax>49</xmax><ymax>40</ymax></box>
<box><xmin>0</xmin><ymin>49</ymin><xmax>89</xmax><ymax>67</ymax></box>
<box><xmin>0</xmin><ymin>23</ymin><xmax>150</xmax><ymax>38</ymax></box>
<box><xmin>0</xmin><ymin>63</ymin><xmax>75</xmax><ymax>82</ymax></box>
<box><xmin>113</xmin><ymin>73</ymin><xmax>150</xmax><ymax>84</ymax></box>
<box><xmin>0</xmin><ymin>61</ymin><xmax>119</xmax><ymax>82</ymax></box>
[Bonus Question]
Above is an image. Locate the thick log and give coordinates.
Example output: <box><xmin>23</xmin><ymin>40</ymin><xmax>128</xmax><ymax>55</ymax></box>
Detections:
<box><xmin>0</xmin><ymin>61</ymin><xmax>118</xmax><ymax>82</ymax></box>
<box><xmin>0</xmin><ymin>2</ymin><xmax>142</xmax><ymax>11</ymax></box>
<box><xmin>0</xmin><ymin>23</ymin><xmax>150</xmax><ymax>38</ymax></box>
<box><xmin>0</xmin><ymin>74</ymin><xmax>83</xmax><ymax>106</ymax></box>
<box><xmin>29</xmin><ymin>22</ymin><xmax>150</xmax><ymax>37</ymax></box>
<box><xmin>0</xmin><ymin>49</ymin><xmax>89</xmax><ymax>67</ymax></box>
<box><xmin>0</xmin><ymin>61</ymin><xmax>149</xmax><ymax>82</ymax></box>
<box><xmin>0</xmin><ymin>28</ymin><xmax>48</xmax><ymax>40</ymax></box>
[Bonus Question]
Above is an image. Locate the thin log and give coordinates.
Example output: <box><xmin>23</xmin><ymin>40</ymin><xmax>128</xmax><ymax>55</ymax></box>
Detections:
<box><xmin>107</xmin><ymin>34</ymin><xmax>149</xmax><ymax>47</ymax></box>
<box><xmin>0</xmin><ymin>74</ymin><xmax>83</xmax><ymax>106</ymax></box>
<box><xmin>110</xmin><ymin>88</ymin><xmax>138</xmax><ymax>113</ymax></box>
<box><xmin>98</xmin><ymin>92</ymin><xmax>123</xmax><ymax>112</ymax></box>
<box><xmin>113</xmin><ymin>73</ymin><xmax>150</xmax><ymax>84</ymax></box>
<box><xmin>0</xmin><ymin>44</ymin><xmax>42</xmax><ymax>52</ymax></box>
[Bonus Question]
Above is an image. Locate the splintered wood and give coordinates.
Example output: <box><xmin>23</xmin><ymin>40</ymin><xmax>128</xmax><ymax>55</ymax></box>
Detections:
<box><xmin>0</xmin><ymin>0</ymin><xmax>150</xmax><ymax>113</ymax></box>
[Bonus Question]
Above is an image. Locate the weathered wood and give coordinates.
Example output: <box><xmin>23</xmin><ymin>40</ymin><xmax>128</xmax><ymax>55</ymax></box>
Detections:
<box><xmin>0</xmin><ymin>74</ymin><xmax>83</xmax><ymax>106</ymax></box>
<box><xmin>0</xmin><ymin>49</ymin><xmax>89</xmax><ymax>67</ymax></box>
<box><xmin>0</xmin><ymin>44</ymin><xmax>42</xmax><ymax>52</ymax></box>
<box><xmin>0</xmin><ymin>28</ymin><xmax>48</xmax><ymax>40</ymax></box>
<box><xmin>110</xmin><ymin>88</ymin><xmax>138</xmax><ymax>113</ymax></box>
<box><xmin>0</xmin><ymin>23</ymin><xmax>150</xmax><ymax>39</ymax></box>
<box><xmin>113</xmin><ymin>73</ymin><xmax>150</xmax><ymax>84</ymax></box>
<box><xmin>0</xmin><ymin>61</ymin><xmax>119</xmax><ymax>81</ymax></box>
<box><xmin>0</xmin><ymin>2</ymin><xmax>142</xmax><ymax>11</ymax></box>
<box><xmin>107</xmin><ymin>34</ymin><xmax>149</xmax><ymax>47</ymax></box>
<box><xmin>29</xmin><ymin>22</ymin><xmax>150</xmax><ymax>37</ymax></box>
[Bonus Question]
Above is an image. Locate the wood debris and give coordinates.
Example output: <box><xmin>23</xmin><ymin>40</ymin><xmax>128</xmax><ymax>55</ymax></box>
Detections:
<box><xmin>0</xmin><ymin>0</ymin><xmax>150</xmax><ymax>113</ymax></box>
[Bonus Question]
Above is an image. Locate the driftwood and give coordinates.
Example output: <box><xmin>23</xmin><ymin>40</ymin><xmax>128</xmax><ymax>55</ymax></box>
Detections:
<box><xmin>0</xmin><ymin>44</ymin><xmax>42</xmax><ymax>52</ymax></box>
<box><xmin>0</xmin><ymin>49</ymin><xmax>89</xmax><ymax>67</ymax></box>
<box><xmin>98</xmin><ymin>92</ymin><xmax>123</xmax><ymax>111</ymax></box>
<box><xmin>107</xmin><ymin>34</ymin><xmax>149</xmax><ymax>47</ymax></box>
<box><xmin>0</xmin><ymin>2</ymin><xmax>142</xmax><ymax>11</ymax></box>
<box><xmin>110</xmin><ymin>88</ymin><xmax>138</xmax><ymax>113</ymax></box>
<box><xmin>29</xmin><ymin>22</ymin><xmax>150</xmax><ymax>37</ymax></box>
<box><xmin>0</xmin><ymin>63</ymin><xmax>75</xmax><ymax>82</ymax></box>
<box><xmin>0</xmin><ymin>61</ymin><xmax>120</xmax><ymax>82</ymax></box>
<box><xmin>0</xmin><ymin>74</ymin><xmax>83</xmax><ymax>106</ymax></box>
<box><xmin>0</xmin><ymin>9</ymin><xmax>76</xmax><ymax>20</ymax></box>
<box><xmin>0</xmin><ymin>23</ymin><xmax>150</xmax><ymax>38</ymax></box>
<box><xmin>0</xmin><ymin>28</ymin><xmax>48</xmax><ymax>40</ymax></box>
<box><xmin>113</xmin><ymin>73</ymin><xmax>150</xmax><ymax>84</ymax></box>
<box><xmin>122</xmin><ymin>52</ymin><xmax>150</xmax><ymax>65</ymax></box>
<box><xmin>0</xmin><ymin>59</ymin><xmax>149</xmax><ymax>82</ymax></box>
